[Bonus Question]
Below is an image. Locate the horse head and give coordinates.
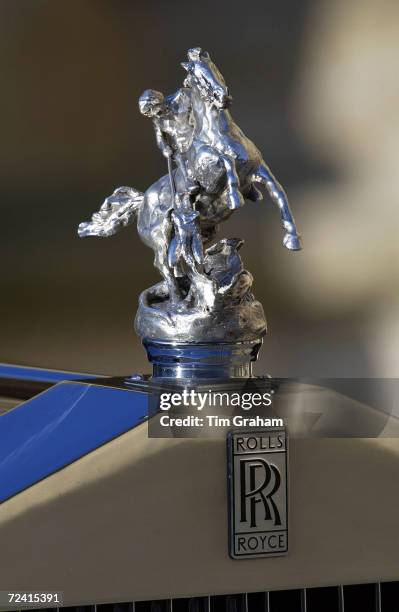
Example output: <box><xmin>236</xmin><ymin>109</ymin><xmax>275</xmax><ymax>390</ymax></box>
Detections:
<box><xmin>181</xmin><ymin>47</ymin><xmax>232</xmax><ymax>109</ymax></box>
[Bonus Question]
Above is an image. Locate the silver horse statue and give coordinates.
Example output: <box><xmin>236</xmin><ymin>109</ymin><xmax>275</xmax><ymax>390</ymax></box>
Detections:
<box><xmin>78</xmin><ymin>48</ymin><xmax>302</xmax><ymax>343</ymax></box>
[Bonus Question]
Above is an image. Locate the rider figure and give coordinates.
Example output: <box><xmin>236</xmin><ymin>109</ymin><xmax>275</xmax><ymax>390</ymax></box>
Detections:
<box><xmin>139</xmin><ymin>88</ymin><xmax>205</xmax><ymax>282</ymax></box>
<box><xmin>138</xmin><ymin>88</ymin><xmax>198</xmax><ymax>195</ymax></box>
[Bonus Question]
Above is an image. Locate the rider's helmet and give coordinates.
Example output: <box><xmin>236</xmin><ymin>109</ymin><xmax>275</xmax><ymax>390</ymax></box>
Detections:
<box><xmin>138</xmin><ymin>89</ymin><xmax>165</xmax><ymax>117</ymax></box>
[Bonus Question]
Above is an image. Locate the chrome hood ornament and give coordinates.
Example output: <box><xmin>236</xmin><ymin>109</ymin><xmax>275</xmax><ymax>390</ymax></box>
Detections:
<box><xmin>78</xmin><ymin>47</ymin><xmax>302</xmax><ymax>379</ymax></box>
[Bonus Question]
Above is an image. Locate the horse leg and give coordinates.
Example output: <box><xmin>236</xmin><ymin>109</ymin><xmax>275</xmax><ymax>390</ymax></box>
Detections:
<box><xmin>154</xmin><ymin>250</ymin><xmax>182</xmax><ymax>304</ymax></box>
<box><xmin>174</xmin><ymin>152</ymin><xmax>199</xmax><ymax>195</ymax></box>
<box><xmin>253</xmin><ymin>163</ymin><xmax>302</xmax><ymax>251</ymax></box>
<box><xmin>169</xmin><ymin>196</ymin><xmax>216</xmax><ymax>311</ymax></box>
<box><xmin>220</xmin><ymin>154</ymin><xmax>245</xmax><ymax>210</ymax></box>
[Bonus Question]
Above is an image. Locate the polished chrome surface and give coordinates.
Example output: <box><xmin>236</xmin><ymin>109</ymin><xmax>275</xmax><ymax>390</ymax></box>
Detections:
<box><xmin>78</xmin><ymin>48</ymin><xmax>302</xmax><ymax>361</ymax></box>
<box><xmin>144</xmin><ymin>339</ymin><xmax>262</xmax><ymax>380</ymax></box>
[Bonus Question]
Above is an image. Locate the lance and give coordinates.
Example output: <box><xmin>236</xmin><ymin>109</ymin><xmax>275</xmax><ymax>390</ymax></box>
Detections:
<box><xmin>167</xmin><ymin>155</ymin><xmax>177</xmax><ymax>207</ymax></box>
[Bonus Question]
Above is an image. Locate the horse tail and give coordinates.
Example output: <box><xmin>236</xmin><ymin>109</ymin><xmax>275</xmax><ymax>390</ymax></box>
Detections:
<box><xmin>78</xmin><ymin>186</ymin><xmax>144</xmax><ymax>238</ymax></box>
<box><xmin>110</xmin><ymin>185</ymin><xmax>144</xmax><ymax>221</ymax></box>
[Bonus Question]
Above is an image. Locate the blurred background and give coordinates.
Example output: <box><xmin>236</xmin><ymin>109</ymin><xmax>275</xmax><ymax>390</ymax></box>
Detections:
<box><xmin>1</xmin><ymin>0</ymin><xmax>398</xmax><ymax>377</ymax></box>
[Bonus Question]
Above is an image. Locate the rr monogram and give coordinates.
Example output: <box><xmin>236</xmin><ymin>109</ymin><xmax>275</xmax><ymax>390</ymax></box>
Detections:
<box><xmin>239</xmin><ymin>458</ymin><xmax>282</xmax><ymax>528</ymax></box>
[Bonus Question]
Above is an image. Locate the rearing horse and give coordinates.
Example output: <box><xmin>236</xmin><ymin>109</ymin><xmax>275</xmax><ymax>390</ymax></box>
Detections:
<box><xmin>78</xmin><ymin>48</ymin><xmax>301</xmax><ymax>308</ymax></box>
<box><xmin>181</xmin><ymin>47</ymin><xmax>301</xmax><ymax>251</ymax></box>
